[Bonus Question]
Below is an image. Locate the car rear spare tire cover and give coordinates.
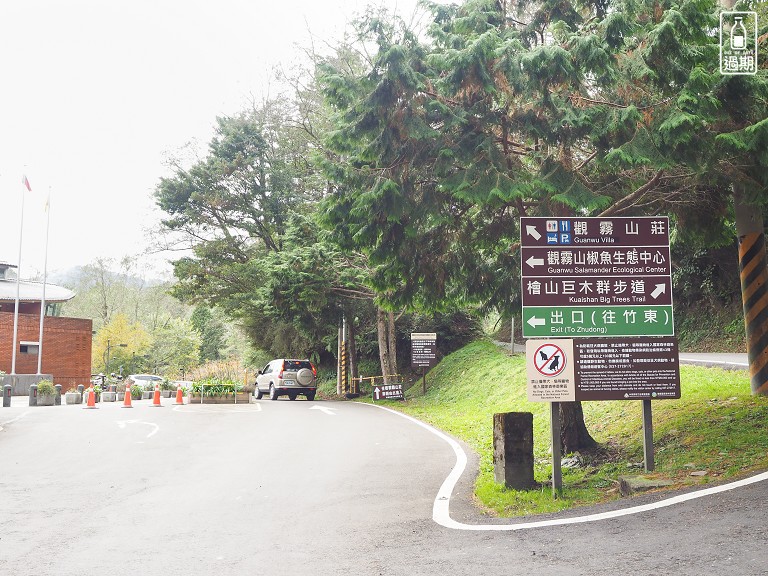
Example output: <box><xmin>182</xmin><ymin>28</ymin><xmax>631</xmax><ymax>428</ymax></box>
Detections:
<box><xmin>296</xmin><ymin>368</ymin><xmax>314</xmax><ymax>386</ymax></box>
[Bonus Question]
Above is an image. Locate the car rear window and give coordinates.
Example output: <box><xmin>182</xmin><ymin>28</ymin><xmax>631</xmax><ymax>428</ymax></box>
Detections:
<box><xmin>284</xmin><ymin>360</ymin><xmax>313</xmax><ymax>371</ymax></box>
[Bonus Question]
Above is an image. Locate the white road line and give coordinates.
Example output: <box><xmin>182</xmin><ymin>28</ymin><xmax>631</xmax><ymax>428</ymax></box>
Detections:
<box><xmin>366</xmin><ymin>403</ymin><xmax>768</xmax><ymax>531</ymax></box>
<box><xmin>0</xmin><ymin>411</ymin><xmax>31</xmax><ymax>432</ymax></box>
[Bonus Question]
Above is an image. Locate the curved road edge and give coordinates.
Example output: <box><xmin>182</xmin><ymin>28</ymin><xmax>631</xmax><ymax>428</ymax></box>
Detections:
<box><xmin>363</xmin><ymin>402</ymin><xmax>768</xmax><ymax>532</ymax></box>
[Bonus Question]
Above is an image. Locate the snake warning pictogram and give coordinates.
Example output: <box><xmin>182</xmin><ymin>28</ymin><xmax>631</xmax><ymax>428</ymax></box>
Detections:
<box><xmin>533</xmin><ymin>343</ymin><xmax>567</xmax><ymax>377</ymax></box>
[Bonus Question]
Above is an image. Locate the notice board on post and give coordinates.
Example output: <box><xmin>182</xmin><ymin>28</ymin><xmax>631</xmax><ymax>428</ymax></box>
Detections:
<box><xmin>526</xmin><ymin>337</ymin><xmax>680</xmax><ymax>402</ymax></box>
<box><xmin>411</xmin><ymin>333</ymin><xmax>437</xmax><ymax>369</ymax></box>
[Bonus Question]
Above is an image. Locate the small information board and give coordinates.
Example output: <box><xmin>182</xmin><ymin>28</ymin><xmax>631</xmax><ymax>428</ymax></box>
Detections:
<box><xmin>411</xmin><ymin>333</ymin><xmax>437</xmax><ymax>369</ymax></box>
<box><xmin>372</xmin><ymin>383</ymin><xmax>405</xmax><ymax>401</ymax></box>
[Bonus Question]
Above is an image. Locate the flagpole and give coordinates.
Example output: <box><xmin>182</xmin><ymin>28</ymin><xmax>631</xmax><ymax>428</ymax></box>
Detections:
<box><xmin>11</xmin><ymin>177</ymin><xmax>29</xmax><ymax>376</ymax></box>
<box><xmin>37</xmin><ymin>187</ymin><xmax>51</xmax><ymax>375</ymax></box>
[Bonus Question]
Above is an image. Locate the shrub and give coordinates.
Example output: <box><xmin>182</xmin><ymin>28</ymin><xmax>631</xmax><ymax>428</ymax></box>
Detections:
<box><xmin>37</xmin><ymin>380</ymin><xmax>56</xmax><ymax>396</ymax></box>
<box><xmin>191</xmin><ymin>378</ymin><xmax>243</xmax><ymax>397</ymax></box>
<box><xmin>160</xmin><ymin>379</ymin><xmax>176</xmax><ymax>392</ymax></box>
<box><xmin>130</xmin><ymin>385</ymin><xmax>143</xmax><ymax>399</ymax></box>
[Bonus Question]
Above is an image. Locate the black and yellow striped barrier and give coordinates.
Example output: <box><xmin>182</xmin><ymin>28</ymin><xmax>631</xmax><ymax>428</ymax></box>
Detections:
<box><xmin>738</xmin><ymin>231</ymin><xmax>768</xmax><ymax>395</ymax></box>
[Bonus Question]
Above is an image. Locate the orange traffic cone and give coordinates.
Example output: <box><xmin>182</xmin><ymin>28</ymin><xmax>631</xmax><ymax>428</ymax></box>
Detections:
<box><xmin>83</xmin><ymin>386</ymin><xmax>98</xmax><ymax>409</ymax></box>
<box><xmin>150</xmin><ymin>382</ymin><xmax>162</xmax><ymax>407</ymax></box>
<box><xmin>122</xmin><ymin>385</ymin><xmax>133</xmax><ymax>408</ymax></box>
<box><xmin>173</xmin><ymin>383</ymin><xmax>184</xmax><ymax>405</ymax></box>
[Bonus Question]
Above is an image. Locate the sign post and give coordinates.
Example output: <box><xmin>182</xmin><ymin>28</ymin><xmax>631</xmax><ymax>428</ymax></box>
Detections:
<box><xmin>411</xmin><ymin>333</ymin><xmax>437</xmax><ymax>394</ymax></box>
<box><xmin>521</xmin><ymin>216</ymin><xmax>679</xmax><ymax>491</ymax></box>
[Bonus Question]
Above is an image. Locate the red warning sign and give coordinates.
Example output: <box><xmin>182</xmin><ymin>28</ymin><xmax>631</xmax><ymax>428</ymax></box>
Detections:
<box><xmin>533</xmin><ymin>343</ymin><xmax>567</xmax><ymax>377</ymax></box>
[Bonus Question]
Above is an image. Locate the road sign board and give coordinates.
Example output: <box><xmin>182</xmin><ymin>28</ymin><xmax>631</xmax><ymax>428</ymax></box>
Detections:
<box><xmin>411</xmin><ymin>332</ymin><xmax>437</xmax><ymax>368</ymax></box>
<box><xmin>521</xmin><ymin>217</ymin><xmax>673</xmax><ymax>338</ymax></box>
<box><xmin>372</xmin><ymin>383</ymin><xmax>405</xmax><ymax>401</ymax></box>
<box><xmin>526</xmin><ymin>337</ymin><xmax>680</xmax><ymax>402</ymax></box>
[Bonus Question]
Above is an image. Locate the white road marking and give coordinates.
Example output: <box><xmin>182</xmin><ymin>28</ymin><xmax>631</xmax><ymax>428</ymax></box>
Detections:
<box><xmin>310</xmin><ymin>405</ymin><xmax>337</xmax><ymax>416</ymax></box>
<box><xmin>0</xmin><ymin>411</ymin><xmax>30</xmax><ymax>432</ymax></box>
<box><xmin>116</xmin><ymin>419</ymin><xmax>160</xmax><ymax>439</ymax></box>
<box><xmin>366</xmin><ymin>403</ymin><xmax>768</xmax><ymax>531</ymax></box>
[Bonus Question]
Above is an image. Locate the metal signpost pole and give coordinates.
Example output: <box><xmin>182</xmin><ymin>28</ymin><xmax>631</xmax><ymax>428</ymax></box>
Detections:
<box><xmin>550</xmin><ymin>402</ymin><xmax>562</xmax><ymax>495</ymax></box>
<box><xmin>642</xmin><ymin>399</ymin><xmax>655</xmax><ymax>471</ymax></box>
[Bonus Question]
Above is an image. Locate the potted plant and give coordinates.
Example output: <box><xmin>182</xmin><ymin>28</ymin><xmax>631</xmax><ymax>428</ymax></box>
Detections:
<box><xmin>142</xmin><ymin>383</ymin><xmax>155</xmax><ymax>400</ymax></box>
<box><xmin>37</xmin><ymin>380</ymin><xmax>56</xmax><ymax>406</ymax></box>
<box><xmin>116</xmin><ymin>380</ymin><xmax>126</xmax><ymax>401</ymax></box>
<box><xmin>160</xmin><ymin>379</ymin><xmax>175</xmax><ymax>398</ymax></box>
<box><xmin>64</xmin><ymin>386</ymin><xmax>82</xmax><ymax>405</ymax></box>
<box><xmin>130</xmin><ymin>384</ymin><xmax>144</xmax><ymax>401</ymax></box>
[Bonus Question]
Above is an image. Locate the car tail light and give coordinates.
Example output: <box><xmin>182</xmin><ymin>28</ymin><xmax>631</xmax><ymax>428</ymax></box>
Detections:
<box><xmin>278</xmin><ymin>360</ymin><xmax>285</xmax><ymax>379</ymax></box>
<box><xmin>310</xmin><ymin>363</ymin><xmax>317</xmax><ymax>377</ymax></box>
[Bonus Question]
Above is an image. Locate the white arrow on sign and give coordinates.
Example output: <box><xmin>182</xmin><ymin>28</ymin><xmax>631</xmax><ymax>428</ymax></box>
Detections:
<box><xmin>651</xmin><ymin>283</ymin><xmax>666</xmax><ymax>299</ymax></box>
<box><xmin>310</xmin><ymin>405</ymin><xmax>337</xmax><ymax>416</ymax></box>
<box><xmin>527</xmin><ymin>316</ymin><xmax>546</xmax><ymax>328</ymax></box>
<box><xmin>526</xmin><ymin>225</ymin><xmax>541</xmax><ymax>241</ymax></box>
<box><xmin>526</xmin><ymin>255</ymin><xmax>544</xmax><ymax>269</ymax></box>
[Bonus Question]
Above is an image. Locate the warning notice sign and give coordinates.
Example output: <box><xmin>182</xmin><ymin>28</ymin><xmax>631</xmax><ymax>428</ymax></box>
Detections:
<box><xmin>573</xmin><ymin>337</ymin><xmax>680</xmax><ymax>400</ymax></box>
<box><xmin>526</xmin><ymin>340</ymin><xmax>575</xmax><ymax>402</ymax></box>
<box><xmin>526</xmin><ymin>337</ymin><xmax>680</xmax><ymax>402</ymax></box>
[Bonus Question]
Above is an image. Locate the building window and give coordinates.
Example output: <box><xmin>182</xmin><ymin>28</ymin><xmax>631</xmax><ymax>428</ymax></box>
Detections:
<box><xmin>20</xmin><ymin>341</ymin><xmax>40</xmax><ymax>355</ymax></box>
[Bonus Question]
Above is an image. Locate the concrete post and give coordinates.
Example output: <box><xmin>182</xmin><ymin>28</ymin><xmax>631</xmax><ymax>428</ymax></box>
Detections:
<box><xmin>29</xmin><ymin>384</ymin><xmax>38</xmax><ymax>407</ymax></box>
<box><xmin>3</xmin><ymin>384</ymin><xmax>11</xmax><ymax>407</ymax></box>
<box><xmin>55</xmin><ymin>384</ymin><xmax>62</xmax><ymax>406</ymax></box>
<box><xmin>493</xmin><ymin>412</ymin><xmax>535</xmax><ymax>490</ymax></box>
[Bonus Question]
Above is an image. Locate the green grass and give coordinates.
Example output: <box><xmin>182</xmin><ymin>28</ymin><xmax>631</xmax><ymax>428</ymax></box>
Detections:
<box><xmin>360</xmin><ymin>339</ymin><xmax>768</xmax><ymax>517</ymax></box>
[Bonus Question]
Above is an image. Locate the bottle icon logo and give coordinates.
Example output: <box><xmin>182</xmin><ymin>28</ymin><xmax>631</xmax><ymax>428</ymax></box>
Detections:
<box><xmin>720</xmin><ymin>11</ymin><xmax>758</xmax><ymax>75</ymax></box>
<box><xmin>731</xmin><ymin>16</ymin><xmax>747</xmax><ymax>50</ymax></box>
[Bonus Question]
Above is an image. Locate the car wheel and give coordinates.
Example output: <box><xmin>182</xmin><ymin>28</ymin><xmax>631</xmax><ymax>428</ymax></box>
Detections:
<box><xmin>306</xmin><ymin>391</ymin><xmax>316</xmax><ymax>401</ymax></box>
<box><xmin>288</xmin><ymin>392</ymin><xmax>297</xmax><ymax>401</ymax></box>
<box><xmin>269</xmin><ymin>385</ymin><xmax>279</xmax><ymax>401</ymax></box>
<box><xmin>255</xmin><ymin>387</ymin><xmax>264</xmax><ymax>400</ymax></box>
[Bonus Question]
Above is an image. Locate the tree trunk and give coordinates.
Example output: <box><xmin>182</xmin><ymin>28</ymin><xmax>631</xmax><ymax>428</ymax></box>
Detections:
<box><xmin>388</xmin><ymin>310</ymin><xmax>398</xmax><ymax>378</ymax></box>
<box><xmin>734</xmin><ymin>187</ymin><xmax>768</xmax><ymax>396</ymax></box>
<box><xmin>347</xmin><ymin>315</ymin><xmax>359</xmax><ymax>393</ymax></box>
<box><xmin>559</xmin><ymin>402</ymin><xmax>598</xmax><ymax>454</ymax></box>
<box><xmin>377</xmin><ymin>308</ymin><xmax>397</xmax><ymax>384</ymax></box>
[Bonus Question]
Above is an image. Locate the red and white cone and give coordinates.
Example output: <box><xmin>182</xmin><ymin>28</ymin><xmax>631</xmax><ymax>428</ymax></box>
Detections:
<box><xmin>83</xmin><ymin>386</ymin><xmax>98</xmax><ymax>409</ymax></box>
<box><xmin>150</xmin><ymin>382</ymin><xmax>162</xmax><ymax>407</ymax></box>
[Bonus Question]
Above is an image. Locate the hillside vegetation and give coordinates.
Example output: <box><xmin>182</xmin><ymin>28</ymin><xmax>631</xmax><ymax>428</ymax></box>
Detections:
<box><xmin>374</xmin><ymin>340</ymin><xmax>768</xmax><ymax>517</ymax></box>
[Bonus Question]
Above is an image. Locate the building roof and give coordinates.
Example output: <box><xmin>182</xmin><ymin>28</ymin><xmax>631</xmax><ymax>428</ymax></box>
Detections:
<box><xmin>0</xmin><ymin>279</ymin><xmax>75</xmax><ymax>303</ymax></box>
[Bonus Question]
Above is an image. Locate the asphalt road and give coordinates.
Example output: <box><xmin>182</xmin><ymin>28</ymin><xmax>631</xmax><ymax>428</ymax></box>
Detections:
<box><xmin>1</xmin><ymin>396</ymin><xmax>766</xmax><ymax>575</ymax></box>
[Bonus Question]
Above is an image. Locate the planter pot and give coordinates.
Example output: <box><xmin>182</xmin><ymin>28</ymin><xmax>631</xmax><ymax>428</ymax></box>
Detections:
<box><xmin>65</xmin><ymin>392</ymin><xmax>82</xmax><ymax>405</ymax></box>
<box><xmin>117</xmin><ymin>392</ymin><xmax>125</xmax><ymax>401</ymax></box>
<box><xmin>142</xmin><ymin>391</ymin><xmax>154</xmax><ymax>400</ymax></box>
<box><xmin>161</xmin><ymin>390</ymin><xmax>173</xmax><ymax>398</ymax></box>
<box><xmin>38</xmin><ymin>394</ymin><xmax>56</xmax><ymax>406</ymax></box>
<box><xmin>188</xmin><ymin>393</ymin><xmax>251</xmax><ymax>404</ymax></box>
<box><xmin>102</xmin><ymin>391</ymin><xmax>117</xmax><ymax>402</ymax></box>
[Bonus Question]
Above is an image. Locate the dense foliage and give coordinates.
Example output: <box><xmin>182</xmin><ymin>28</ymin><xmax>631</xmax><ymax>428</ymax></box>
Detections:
<box><xmin>154</xmin><ymin>0</ymin><xmax>768</xmax><ymax>446</ymax></box>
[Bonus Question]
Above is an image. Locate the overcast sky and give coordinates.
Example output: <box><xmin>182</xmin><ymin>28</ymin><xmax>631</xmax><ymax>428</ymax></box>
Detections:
<box><xmin>0</xmin><ymin>0</ymin><xmax>433</xmax><ymax>280</ymax></box>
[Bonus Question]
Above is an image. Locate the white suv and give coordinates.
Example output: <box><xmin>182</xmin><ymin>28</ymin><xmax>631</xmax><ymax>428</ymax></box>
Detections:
<box><xmin>255</xmin><ymin>359</ymin><xmax>317</xmax><ymax>401</ymax></box>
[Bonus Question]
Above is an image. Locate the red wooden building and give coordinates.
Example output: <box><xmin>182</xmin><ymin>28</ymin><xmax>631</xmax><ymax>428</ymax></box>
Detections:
<box><xmin>0</xmin><ymin>262</ymin><xmax>92</xmax><ymax>391</ymax></box>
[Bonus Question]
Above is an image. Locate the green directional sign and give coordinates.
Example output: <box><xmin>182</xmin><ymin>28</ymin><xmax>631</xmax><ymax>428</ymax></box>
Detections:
<box><xmin>523</xmin><ymin>305</ymin><xmax>674</xmax><ymax>337</ymax></box>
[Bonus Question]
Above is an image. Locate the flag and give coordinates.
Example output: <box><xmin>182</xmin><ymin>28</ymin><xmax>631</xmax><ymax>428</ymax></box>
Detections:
<box><xmin>22</xmin><ymin>174</ymin><xmax>32</xmax><ymax>191</ymax></box>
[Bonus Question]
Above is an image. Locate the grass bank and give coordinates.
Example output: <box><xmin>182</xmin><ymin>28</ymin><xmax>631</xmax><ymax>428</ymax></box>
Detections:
<box><xmin>363</xmin><ymin>340</ymin><xmax>768</xmax><ymax>517</ymax></box>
